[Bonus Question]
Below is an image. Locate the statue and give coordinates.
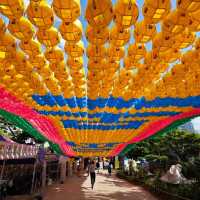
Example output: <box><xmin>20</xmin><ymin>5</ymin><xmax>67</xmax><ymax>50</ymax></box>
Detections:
<box><xmin>160</xmin><ymin>164</ymin><xmax>189</xmax><ymax>184</ymax></box>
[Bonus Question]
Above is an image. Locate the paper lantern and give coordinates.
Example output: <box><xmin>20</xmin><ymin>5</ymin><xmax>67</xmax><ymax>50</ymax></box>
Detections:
<box><xmin>38</xmin><ymin>64</ymin><xmax>53</xmax><ymax>77</ymax></box>
<box><xmin>8</xmin><ymin>17</ymin><xmax>34</xmax><ymax>40</ymax></box>
<box><xmin>27</xmin><ymin>1</ymin><xmax>54</xmax><ymax>29</ymax></box>
<box><xmin>144</xmin><ymin>50</ymin><xmax>160</xmax><ymax>66</ymax></box>
<box><xmin>59</xmin><ymin>20</ymin><xmax>82</xmax><ymax>43</ymax></box>
<box><xmin>107</xmin><ymin>45</ymin><xmax>124</xmax><ymax>60</ymax></box>
<box><xmin>181</xmin><ymin>50</ymin><xmax>199</xmax><ymax>65</ymax></box>
<box><xmin>153</xmin><ymin>32</ymin><xmax>174</xmax><ymax>52</ymax></box>
<box><xmin>70</xmin><ymin>68</ymin><xmax>85</xmax><ymax>78</ymax></box>
<box><xmin>86</xmin><ymin>44</ymin><xmax>106</xmax><ymax>59</ymax></box>
<box><xmin>67</xmin><ymin>56</ymin><xmax>83</xmax><ymax>70</ymax></box>
<box><xmin>37</xmin><ymin>27</ymin><xmax>60</xmax><ymax>47</ymax></box>
<box><xmin>124</xmin><ymin>57</ymin><xmax>140</xmax><ymax>69</ymax></box>
<box><xmin>177</xmin><ymin>0</ymin><xmax>200</xmax><ymax>13</ymax></box>
<box><xmin>128</xmin><ymin>43</ymin><xmax>146</xmax><ymax>61</ymax></box>
<box><xmin>44</xmin><ymin>47</ymin><xmax>64</xmax><ymax>64</ymax></box>
<box><xmin>189</xmin><ymin>9</ymin><xmax>200</xmax><ymax>31</ymax></box>
<box><xmin>143</xmin><ymin>0</ymin><xmax>170</xmax><ymax>24</ymax></box>
<box><xmin>29</xmin><ymin>54</ymin><xmax>46</xmax><ymax>70</ymax></box>
<box><xmin>86</xmin><ymin>25</ymin><xmax>109</xmax><ymax>45</ymax></box>
<box><xmin>64</xmin><ymin>41</ymin><xmax>84</xmax><ymax>57</ymax></box>
<box><xmin>162</xmin><ymin>10</ymin><xmax>190</xmax><ymax>35</ymax></box>
<box><xmin>0</xmin><ymin>18</ymin><xmax>6</xmax><ymax>37</ymax></box>
<box><xmin>0</xmin><ymin>0</ymin><xmax>24</xmax><ymax>19</ymax></box>
<box><xmin>3</xmin><ymin>63</ymin><xmax>16</xmax><ymax>76</ymax></box>
<box><xmin>114</xmin><ymin>0</ymin><xmax>139</xmax><ymax>28</ymax></box>
<box><xmin>87</xmin><ymin>59</ymin><xmax>106</xmax><ymax>70</ymax></box>
<box><xmin>134</xmin><ymin>21</ymin><xmax>156</xmax><ymax>43</ymax></box>
<box><xmin>63</xmin><ymin>89</ymin><xmax>74</xmax><ymax>98</ymax></box>
<box><xmin>85</xmin><ymin>0</ymin><xmax>113</xmax><ymax>28</ymax></box>
<box><xmin>44</xmin><ymin>75</ymin><xmax>61</xmax><ymax>95</ymax></box>
<box><xmin>110</xmin><ymin>26</ymin><xmax>130</xmax><ymax>47</ymax></box>
<box><xmin>173</xmin><ymin>29</ymin><xmax>195</xmax><ymax>49</ymax></box>
<box><xmin>52</xmin><ymin>0</ymin><xmax>80</xmax><ymax>22</ymax></box>
<box><xmin>87</xmin><ymin>69</ymin><xmax>103</xmax><ymax>81</ymax></box>
<box><xmin>19</xmin><ymin>39</ymin><xmax>41</xmax><ymax>57</ymax></box>
<box><xmin>104</xmin><ymin>59</ymin><xmax>120</xmax><ymax>71</ymax></box>
<box><xmin>0</xmin><ymin>33</ymin><xmax>16</xmax><ymax>55</ymax></box>
<box><xmin>72</xmin><ymin>77</ymin><xmax>86</xmax><ymax>85</ymax></box>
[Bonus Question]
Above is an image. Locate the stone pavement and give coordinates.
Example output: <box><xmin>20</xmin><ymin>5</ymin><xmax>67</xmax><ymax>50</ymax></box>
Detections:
<box><xmin>44</xmin><ymin>171</ymin><xmax>159</xmax><ymax>200</ymax></box>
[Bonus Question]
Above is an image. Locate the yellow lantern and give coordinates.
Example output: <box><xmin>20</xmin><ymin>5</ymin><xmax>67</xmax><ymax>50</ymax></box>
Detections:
<box><xmin>0</xmin><ymin>18</ymin><xmax>6</xmax><ymax>37</ymax></box>
<box><xmin>36</xmin><ymin>27</ymin><xmax>60</xmax><ymax>47</ymax></box>
<box><xmin>52</xmin><ymin>0</ymin><xmax>80</xmax><ymax>22</ymax></box>
<box><xmin>87</xmin><ymin>69</ymin><xmax>103</xmax><ymax>81</ymax></box>
<box><xmin>134</xmin><ymin>21</ymin><xmax>156</xmax><ymax>43</ymax></box>
<box><xmin>128</xmin><ymin>43</ymin><xmax>146</xmax><ymax>61</ymax></box>
<box><xmin>124</xmin><ymin>57</ymin><xmax>140</xmax><ymax>69</ymax></box>
<box><xmin>8</xmin><ymin>17</ymin><xmax>34</xmax><ymax>40</ymax></box>
<box><xmin>107</xmin><ymin>45</ymin><xmax>124</xmax><ymax>60</ymax></box>
<box><xmin>162</xmin><ymin>10</ymin><xmax>190</xmax><ymax>35</ymax></box>
<box><xmin>114</xmin><ymin>0</ymin><xmax>139</xmax><ymax>28</ymax></box>
<box><xmin>0</xmin><ymin>33</ymin><xmax>16</xmax><ymax>55</ymax></box>
<box><xmin>87</xmin><ymin>59</ymin><xmax>106</xmax><ymax>70</ymax></box>
<box><xmin>85</xmin><ymin>0</ymin><xmax>113</xmax><ymax>28</ymax></box>
<box><xmin>153</xmin><ymin>32</ymin><xmax>174</xmax><ymax>52</ymax></box>
<box><xmin>27</xmin><ymin>1</ymin><xmax>54</xmax><ymax>29</ymax></box>
<box><xmin>64</xmin><ymin>41</ymin><xmax>84</xmax><ymax>57</ymax></box>
<box><xmin>44</xmin><ymin>47</ymin><xmax>64</xmax><ymax>64</ymax></box>
<box><xmin>38</xmin><ymin>64</ymin><xmax>53</xmax><ymax>77</ymax></box>
<box><xmin>104</xmin><ymin>59</ymin><xmax>120</xmax><ymax>71</ymax></box>
<box><xmin>143</xmin><ymin>0</ymin><xmax>171</xmax><ymax>24</ymax></box>
<box><xmin>72</xmin><ymin>77</ymin><xmax>86</xmax><ymax>85</ymax></box>
<box><xmin>177</xmin><ymin>0</ymin><xmax>200</xmax><ymax>13</ymax></box>
<box><xmin>19</xmin><ymin>39</ymin><xmax>41</xmax><ymax>57</ymax></box>
<box><xmin>29</xmin><ymin>54</ymin><xmax>46</xmax><ymax>70</ymax></box>
<box><xmin>181</xmin><ymin>50</ymin><xmax>199</xmax><ymax>65</ymax></box>
<box><xmin>0</xmin><ymin>0</ymin><xmax>24</xmax><ymax>19</ymax></box>
<box><xmin>59</xmin><ymin>20</ymin><xmax>82</xmax><ymax>43</ymax></box>
<box><xmin>67</xmin><ymin>56</ymin><xmax>83</xmax><ymax>70</ymax></box>
<box><xmin>173</xmin><ymin>29</ymin><xmax>195</xmax><ymax>49</ymax></box>
<box><xmin>3</xmin><ymin>63</ymin><xmax>16</xmax><ymax>77</ymax></box>
<box><xmin>86</xmin><ymin>25</ymin><xmax>109</xmax><ymax>45</ymax></box>
<box><xmin>86</xmin><ymin>44</ymin><xmax>106</xmax><ymax>59</ymax></box>
<box><xmin>159</xmin><ymin>48</ymin><xmax>181</xmax><ymax>63</ymax></box>
<box><xmin>44</xmin><ymin>75</ymin><xmax>61</xmax><ymax>95</ymax></box>
<box><xmin>63</xmin><ymin>89</ymin><xmax>74</xmax><ymax>98</ymax></box>
<box><xmin>110</xmin><ymin>26</ymin><xmax>130</xmax><ymax>46</ymax></box>
<box><xmin>70</xmin><ymin>68</ymin><xmax>85</xmax><ymax>79</ymax></box>
<box><xmin>144</xmin><ymin>50</ymin><xmax>160</xmax><ymax>66</ymax></box>
<box><xmin>189</xmin><ymin>9</ymin><xmax>200</xmax><ymax>31</ymax></box>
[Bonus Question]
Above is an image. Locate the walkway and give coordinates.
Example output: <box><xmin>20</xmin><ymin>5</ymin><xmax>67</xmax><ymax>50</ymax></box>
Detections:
<box><xmin>44</xmin><ymin>171</ymin><xmax>159</xmax><ymax>200</ymax></box>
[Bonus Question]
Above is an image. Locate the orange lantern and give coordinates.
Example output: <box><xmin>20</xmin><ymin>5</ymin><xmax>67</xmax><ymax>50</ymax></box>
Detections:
<box><xmin>27</xmin><ymin>1</ymin><xmax>54</xmax><ymax>29</ymax></box>
<box><xmin>134</xmin><ymin>20</ymin><xmax>156</xmax><ymax>43</ymax></box>
<box><xmin>8</xmin><ymin>17</ymin><xmax>34</xmax><ymax>40</ymax></box>
<box><xmin>59</xmin><ymin>20</ymin><xmax>82</xmax><ymax>43</ymax></box>
<box><xmin>114</xmin><ymin>0</ymin><xmax>139</xmax><ymax>28</ymax></box>
<box><xmin>36</xmin><ymin>27</ymin><xmax>60</xmax><ymax>47</ymax></box>
<box><xmin>19</xmin><ymin>39</ymin><xmax>41</xmax><ymax>57</ymax></box>
<box><xmin>86</xmin><ymin>44</ymin><xmax>106</xmax><ymax>59</ymax></box>
<box><xmin>177</xmin><ymin>0</ymin><xmax>200</xmax><ymax>13</ymax></box>
<box><xmin>143</xmin><ymin>0</ymin><xmax>171</xmax><ymax>24</ymax></box>
<box><xmin>110</xmin><ymin>26</ymin><xmax>130</xmax><ymax>46</ymax></box>
<box><xmin>162</xmin><ymin>10</ymin><xmax>190</xmax><ymax>35</ymax></box>
<box><xmin>0</xmin><ymin>0</ymin><xmax>24</xmax><ymax>19</ymax></box>
<box><xmin>85</xmin><ymin>0</ymin><xmax>113</xmax><ymax>28</ymax></box>
<box><xmin>52</xmin><ymin>0</ymin><xmax>80</xmax><ymax>22</ymax></box>
<box><xmin>107</xmin><ymin>45</ymin><xmax>124</xmax><ymax>60</ymax></box>
<box><xmin>128</xmin><ymin>43</ymin><xmax>146</xmax><ymax>61</ymax></box>
<box><xmin>64</xmin><ymin>41</ymin><xmax>84</xmax><ymax>57</ymax></box>
<box><xmin>44</xmin><ymin>47</ymin><xmax>64</xmax><ymax>64</ymax></box>
<box><xmin>86</xmin><ymin>25</ymin><xmax>109</xmax><ymax>45</ymax></box>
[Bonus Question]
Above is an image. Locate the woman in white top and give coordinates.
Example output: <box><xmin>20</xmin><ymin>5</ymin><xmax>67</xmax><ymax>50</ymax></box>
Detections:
<box><xmin>88</xmin><ymin>160</ymin><xmax>96</xmax><ymax>189</ymax></box>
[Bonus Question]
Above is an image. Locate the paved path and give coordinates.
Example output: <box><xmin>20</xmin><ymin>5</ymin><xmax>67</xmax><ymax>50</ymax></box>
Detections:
<box><xmin>44</xmin><ymin>171</ymin><xmax>159</xmax><ymax>200</ymax></box>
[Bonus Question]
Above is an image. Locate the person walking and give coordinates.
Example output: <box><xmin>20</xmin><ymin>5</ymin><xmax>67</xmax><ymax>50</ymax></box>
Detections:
<box><xmin>108</xmin><ymin>162</ymin><xmax>112</xmax><ymax>176</ymax></box>
<box><xmin>88</xmin><ymin>160</ymin><xmax>96</xmax><ymax>189</ymax></box>
<box><xmin>96</xmin><ymin>161</ymin><xmax>100</xmax><ymax>173</ymax></box>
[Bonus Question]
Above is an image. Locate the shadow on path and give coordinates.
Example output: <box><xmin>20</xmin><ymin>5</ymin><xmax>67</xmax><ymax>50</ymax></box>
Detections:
<box><xmin>44</xmin><ymin>171</ymin><xmax>159</xmax><ymax>200</ymax></box>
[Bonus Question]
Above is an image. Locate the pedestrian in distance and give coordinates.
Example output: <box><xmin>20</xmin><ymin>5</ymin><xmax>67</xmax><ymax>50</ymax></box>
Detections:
<box><xmin>88</xmin><ymin>160</ymin><xmax>96</xmax><ymax>189</ymax></box>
